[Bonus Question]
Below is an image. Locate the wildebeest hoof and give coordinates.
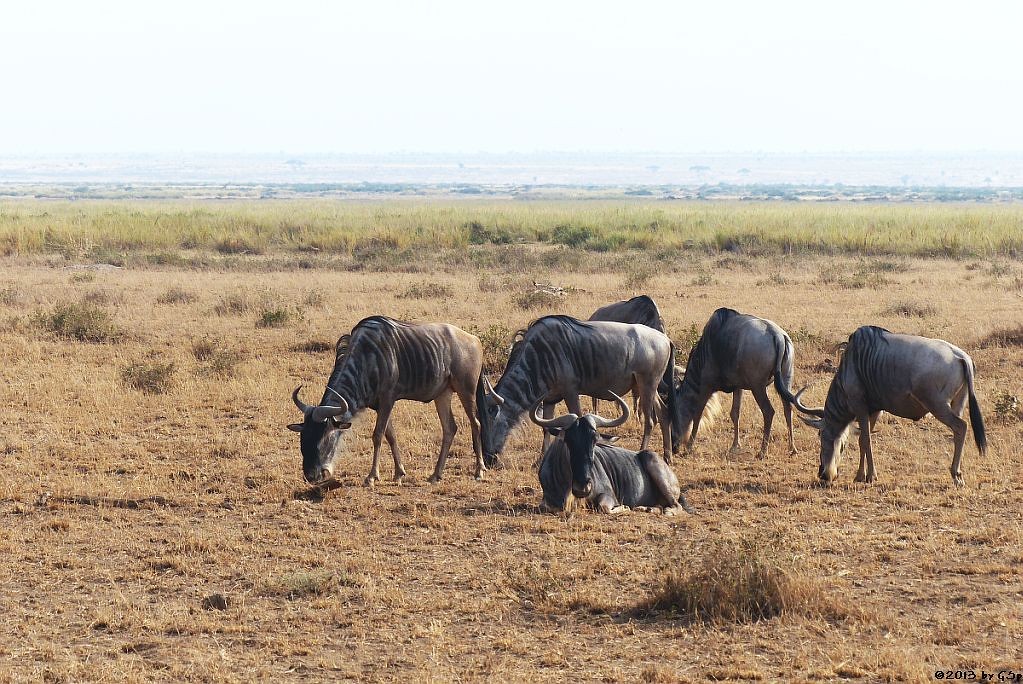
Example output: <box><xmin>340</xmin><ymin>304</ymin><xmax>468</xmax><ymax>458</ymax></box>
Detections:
<box><xmin>363</xmin><ymin>475</ymin><xmax>378</xmax><ymax>487</ymax></box>
<box><xmin>427</xmin><ymin>473</ymin><xmax>442</xmax><ymax>483</ymax></box>
<box><xmin>728</xmin><ymin>445</ymin><xmax>743</xmax><ymax>455</ymax></box>
<box><xmin>854</xmin><ymin>472</ymin><xmax>866</xmax><ymax>483</ymax></box>
<box><xmin>952</xmin><ymin>474</ymin><xmax>965</xmax><ymax>487</ymax></box>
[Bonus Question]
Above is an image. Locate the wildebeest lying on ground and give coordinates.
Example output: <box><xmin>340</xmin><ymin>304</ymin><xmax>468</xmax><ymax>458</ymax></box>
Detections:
<box><xmin>478</xmin><ymin>315</ymin><xmax>676</xmax><ymax>464</ymax></box>
<box><xmin>531</xmin><ymin>392</ymin><xmax>693</xmax><ymax>515</ymax></box>
<box><xmin>289</xmin><ymin>316</ymin><xmax>486</xmax><ymax>486</ymax></box>
<box><xmin>672</xmin><ymin>307</ymin><xmax>798</xmax><ymax>458</ymax></box>
<box><xmin>794</xmin><ymin>325</ymin><xmax>987</xmax><ymax>486</ymax></box>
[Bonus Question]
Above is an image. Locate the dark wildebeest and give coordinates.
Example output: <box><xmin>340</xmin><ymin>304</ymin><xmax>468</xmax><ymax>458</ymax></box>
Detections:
<box><xmin>288</xmin><ymin>316</ymin><xmax>486</xmax><ymax>486</ymax></box>
<box><xmin>672</xmin><ymin>308</ymin><xmax>797</xmax><ymax>458</ymax></box>
<box><xmin>587</xmin><ymin>294</ymin><xmax>667</xmax><ymax>415</ymax></box>
<box><xmin>532</xmin><ymin>393</ymin><xmax>692</xmax><ymax>514</ymax></box>
<box><xmin>793</xmin><ymin>326</ymin><xmax>986</xmax><ymax>486</ymax></box>
<box><xmin>478</xmin><ymin>315</ymin><xmax>676</xmax><ymax>464</ymax></box>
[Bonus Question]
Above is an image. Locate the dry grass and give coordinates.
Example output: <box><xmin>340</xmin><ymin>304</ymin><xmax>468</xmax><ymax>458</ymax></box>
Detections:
<box><xmin>1</xmin><ymin>204</ymin><xmax>1021</xmax><ymax>682</ymax></box>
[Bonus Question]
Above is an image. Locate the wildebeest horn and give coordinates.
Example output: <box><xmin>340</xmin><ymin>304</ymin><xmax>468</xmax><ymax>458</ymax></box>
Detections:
<box><xmin>529</xmin><ymin>401</ymin><xmax>578</xmax><ymax>429</ymax></box>
<box><xmin>483</xmin><ymin>375</ymin><xmax>505</xmax><ymax>405</ymax></box>
<box><xmin>589</xmin><ymin>391</ymin><xmax>630</xmax><ymax>429</ymax></box>
<box><xmin>310</xmin><ymin>397</ymin><xmax>349</xmax><ymax>423</ymax></box>
<box><xmin>292</xmin><ymin>386</ymin><xmax>311</xmax><ymax>414</ymax></box>
<box><xmin>793</xmin><ymin>386</ymin><xmax>826</xmax><ymax>418</ymax></box>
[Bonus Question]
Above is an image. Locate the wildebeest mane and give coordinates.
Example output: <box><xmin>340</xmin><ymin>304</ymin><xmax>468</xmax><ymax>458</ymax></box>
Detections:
<box><xmin>681</xmin><ymin>308</ymin><xmax>741</xmax><ymax>390</ymax></box>
<box><xmin>826</xmin><ymin>325</ymin><xmax>892</xmax><ymax>423</ymax></box>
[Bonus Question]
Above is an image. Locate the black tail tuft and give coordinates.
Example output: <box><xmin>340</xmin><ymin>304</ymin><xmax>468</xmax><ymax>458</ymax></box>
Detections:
<box><xmin>773</xmin><ymin>334</ymin><xmax>797</xmax><ymax>405</ymax></box>
<box><xmin>662</xmin><ymin>342</ymin><xmax>677</xmax><ymax>427</ymax></box>
<box><xmin>962</xmin><ymin>358</ymin><xmax>987</xmax><ymax>456</ymax></box>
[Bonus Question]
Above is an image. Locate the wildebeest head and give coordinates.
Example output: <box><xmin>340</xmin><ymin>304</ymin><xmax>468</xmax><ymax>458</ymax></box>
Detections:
<box><xmin>793</xmin><ymin>387</ymin><xmax>849</xmax><ymax>484</ymax></box>
<box><xmin>287</xmin><ymin>386</ymin><xmax>353</xmax><ymax>484</ymax></box>
<box><xmin>478</xmin><ymin>374</ymin><xmax>506</xmax><ymax>465</ymax></box>
<box><xmin>530</xmin><ymin>392</ymin><xmax>629</xmax><ymax>498</ymax></box>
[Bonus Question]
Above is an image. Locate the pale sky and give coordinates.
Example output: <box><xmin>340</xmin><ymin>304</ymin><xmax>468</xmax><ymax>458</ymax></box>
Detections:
<box><xmin>2</xmin><ymin>1</ymin><xmax>1022</xmax><ymax>154</ymax></box>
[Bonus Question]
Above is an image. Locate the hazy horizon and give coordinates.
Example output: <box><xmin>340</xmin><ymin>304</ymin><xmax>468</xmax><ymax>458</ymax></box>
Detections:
<box><xmin>3</xmin><ymin>1</ymin><xmax>1022</xmax><ymax>156</ymax></box>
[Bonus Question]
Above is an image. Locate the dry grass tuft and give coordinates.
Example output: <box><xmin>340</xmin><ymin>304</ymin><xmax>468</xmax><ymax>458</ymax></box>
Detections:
<box><xmin>979</xmin><ymin>324</ymin><xmax>1023</xmax><ymax>348</ymax></box>
<box><xmin>292</xmin><ymin>339</ymin><xmax>333</xmax><ymax>354</ymax></box>
<box><xmin>397</xmin><ymin>282</ymin><xmax>455</xmax><ymax>300</ymax></box>
<box><xmin>639</xmin><ymin>535</ymin><xmax>851</xmax><ymax>624</ymax></box>
<box><xmin>213</xmin><ymin>290</ymin><xmax>253</xmax><ymax>316</ymax></box>
<box><xmin>156</xmin><ymin>286</ymin><xmax>199</xmax><ymax>305</ymax></box>
<box><xmin>121</xmin><ymin>358</ymin><xmax>176</xmax><ymax>394</ymax></box>
<box><xmin>192</xmin><ymin>338</ymin><xmax>245</xmax><ymax>377</ymax></box>
<box><xmin>515</xmin><ymin>289</ymin><xmax>562</xmax><ymax>311</ymax></box>
<box><xmin>33</xmin><ymin>301</ymin><xmax>122</xmax><ymax>343</ymax></box>
<box><xmin>881</xmin><ymin>301</ymin><xmax>937</xmax><ymax>318</ymax></box>
<box><xmin>256</xmin><ymin>306</ymin><xmax>298</xmax><ymax>328</ymax></box>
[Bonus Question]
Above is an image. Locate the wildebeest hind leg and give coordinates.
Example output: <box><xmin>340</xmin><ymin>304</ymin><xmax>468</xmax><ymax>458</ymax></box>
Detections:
<box><xmin>930</xmin><ymin>397</ymin><xmax>968</xmax><ymax>487</ymax></box>
<box><xmin>428</xmin><ymin>390</ymin><xmax>458</xmax><ymax>483</ymax></box>
<box><xmin>455</xmin><ymin>388</ymin><xmax>486</xmax><ymax>480</ymax></box>
<box><xmin>854</xmin><ymin>416</ymin><xmax>875</xmax><ymax>482</ymax></box>
<box><xmin>751</xmin><ymin>385</ymin><xmax>775</xmax><ymax>459</ymax></box>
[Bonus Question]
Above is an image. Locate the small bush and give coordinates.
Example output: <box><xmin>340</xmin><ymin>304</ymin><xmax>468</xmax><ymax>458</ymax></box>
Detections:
<box><xmin>157</xmin><ymin>286</ymin><xmax>199</xmax><ymax>305</ymax></box>
<box><xmin>514</xmin><ymin>289</ymin><xmax>561</xmax><ymax>311</ymax></box>
<box><xmin>397</xmin><ymin>282</ymin><xmax>454</xmax><ymax>300</ymax></box>
<box><xmin>638</xmin><ymin>536</ymin><xmax>849</xmax><ymax>624</ymax></box>
<box><xmin>256</xmin><ymin>307</ymin><xmax>296</xmax><ymax>328</ymax></box>
<box><xmin>689</xmin><ymin>272</ymin><xmax>716</xmax><ymax>286</ymax></box>
<box><xmin>69</xmin><ymin>272</ymin><xmax>95</xmax><ymax>283</ymax></box>
<box><xmin>468</xmin><ymin>324</ymin><xmax>514</xmax><ymax>374</ymax></box>
<box><xmin>215</xmin><ymin>236</ymin><xmax>264</xmax><ymax>255</ymax></box>
<box><xmin>34</xmin><ymin>301</ymin><xmax>122</xmax><ymax>343</ymax></box>
<box><xmin>467</xmin><ymin>220</ymin><xmax>516</xmax><ymax>245</ymax></box>
<box><xmin>122</xmin><ymin>359</ymin><xmax>176</xmax><ymax>394</ymax></box>
<box><xmin>993</xmin><ymin>392</ymin><xmax>1021</xmax><ymax>422</ymax></box>
<box><xmin>549</xmin><ymin>224</ymin><xmax>594</xmax><ymax>248</ymax></box>
<box><xmin>205</xmin><ymin>349</ymin><xmax>245</xmax><ymax>378</ymax></box>
<box><xmin>881</xmin><ymin>301</ymin><xmax>937</xmax><ymax>318</ymax></box>
<box><xmin>81</xmin><ymin>289</ymin><xmax>117</xmax><ymax>306</ymax></box>
<box><xmin>623</xmin><ymin>266</ymin><xmax>655</xmax><ymax>291</ymax></box>
<box><xmin>266</xmin><ymin>570</ymin><xmax>339</xmax><ymax>600</ymax></box>
<box><xmin>979</xmin><ymin>325</ymin><xmax>1023</xmax><ymax>348</ymax></box>
<box><xmin>0</xmin><ymin>286</ymin><xmax>24</xmax><ymax>306</ymax></box>
<box><xmin>213</xmin><ymin>291</ymin><xmax>252</xmax><ymax>316</ymax></box>
<box><xmin>302</xmin><ymin>289</ymin><xmax>327</xmax><ymax>308</ymax></box>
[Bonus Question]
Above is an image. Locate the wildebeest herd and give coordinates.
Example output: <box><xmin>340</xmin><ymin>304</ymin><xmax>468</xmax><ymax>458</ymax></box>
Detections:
<box><xmin>288</xmin><ymin>295</ymin><xmax>988</xmax><ymax>513</ymax></box>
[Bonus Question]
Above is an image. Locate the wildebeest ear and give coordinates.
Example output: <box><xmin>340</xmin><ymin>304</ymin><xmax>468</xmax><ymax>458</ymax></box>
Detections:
<box><xmin>599</xmin><ymin>433</ymin><xmax>620</xmax><ymax>443</ymax></box>
<box><xmin>286</xmin><ymin>423</ymin><xmax>304</xmax><ymax>433</ymax></box>
<box><xmin>798</xmin><ymin>416</ymin><xmax>823</xmax><ymax>430</ymax></box>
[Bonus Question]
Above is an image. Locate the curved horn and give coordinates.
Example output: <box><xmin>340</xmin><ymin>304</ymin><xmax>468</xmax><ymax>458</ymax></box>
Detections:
<box><xmin>483</xmin><ymin>375</ymin><xmax>505</xmax><ymax>405</ymax></box>
<box><xmin>793</xmin><ymin>386</ymin><xmax>825</xmax><ymax>418</ymax></box>
<box><xmin>529</xmin><ymin>401</ymin><xmax>578</xmax><ymax>430</ymax></box>
<box><xmin>589</xmin><ymin>391</ymin><xmax>630</xmax><ymax>429</ymax></box>
<box><xmin>310</xmin><ymin>398</ymin><xmax>348</xmax><ymax>423</ymax></box>
<box><xmin>292</xmin><ymin>385</ymin><xmax>311</xmax><ymax>414</ymax></box>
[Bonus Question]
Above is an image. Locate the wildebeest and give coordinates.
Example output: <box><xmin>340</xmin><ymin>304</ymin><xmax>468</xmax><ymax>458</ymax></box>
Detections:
<box><xmin>532</xmin><ymin>393</ymin><xmax>692</xmax><ymax>514</ymax></box>
<box><xmin>587</xmin><ymin>294</ymin><xmax>667</xmax><ymax>414</ymax></box>
<box><xmin>288</xmin><ymin>316</ymin><xmax>486</xmax><ymax>486</ymax></box>
<box><xmin>478</xmin><ymin>315</ymin><xmax>676</xmax><ymax>463</ymax></box>
<box><xmin>672</xmin><ymin>307</ymin><xmax>797</xmax><ymax>458</ymax></box>
<box><xmin>793</xmin><ymin>325</ymin><xmax>987</xmax><ymax>486</ymax></box>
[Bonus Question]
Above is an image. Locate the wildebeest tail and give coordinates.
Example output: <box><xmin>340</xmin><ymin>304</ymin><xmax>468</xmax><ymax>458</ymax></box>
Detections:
<box><xmin>475</xmin><ymin>370</ymin><xmax>495</xmax><ymax>466</ymax></box>
<box><xmin>960</xmin><ymin>357</ymin><xmax>987</xmax><ymax>456</ymax></box>
<box><xmin>662</xmin><ymin>342</ymin><xmax>677</xmax><ymax>422</ymax></box>
<box><xmin>772</xmin><ymin>334</ymin><xmax>798</xmax><ymax>405</ymax></box>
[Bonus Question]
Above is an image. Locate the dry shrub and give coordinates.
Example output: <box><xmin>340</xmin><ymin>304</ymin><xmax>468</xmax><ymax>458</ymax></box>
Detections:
<box><xmin>213</xmin><ymin>290</ymin><xmax>252</xmax><ymax>316</ymax></box>
<box><xmin>122</xmin><ymin>359</ymin><xmax>176</xmax><ymax>394</ymax></box>
<box><xmin>156</xmin><ymin>286</ymin><xmax>199</xmax><ymax>305</ymax></box>
<box><xmin>256</xmin><ymin>306</ymin><xmax>297</xmax><ymax>328</ymax></box>
<box><xmin>192</xmin><ymin>337</ymin><xmax>245</xmax><ymax>377</ymax></box>
<box><xmin>0</xmin><ymin>285</ymin><xmax>24</xmax><ymax>306</ymax></box>
<box><xmin>292</xmin><ymin>339</ymin><xmax>333</xmax><ymax>354</ymax></box>
<box><xmin>979</xmin><ymin>325</ymin><xmax>1023</xmax><ymax>348</ymax></box>
<box><xmin>69</xmin><ymin>271</ymin><xmax>95</xmax><ymax>283</ymax></box>
<box><xmin>467</xmin><ymin>324</ymin><xmax>513</xmax><ymax>374</ymax></box>
<box><xmin>34</xmin><ymin>301</ymin><xmax>122</xmax><ymax>343</ymax></box>
<box><xmin>215</xmin><ymin>236</ymin><xmax>264</xmax><ymax>255</ymax></box>
<box><xmin>514</xmin><ymin>289</ymin><xmax>561</xmax><ymax>311</ymax></box>
<box><xmin>81</xmin><ymin>288</ymin><xmax>118</xmax><ymax>306</ymax></box>
<box><xmin>881</xmin><ymin>301</ymin><xmax>937</xmax><ymax>318</ymax></box>
<box><xmin>639</xmin><ymin>535</ymin><xmax>851</xmax><ymax>624</ymax></box>
<box><xmin>397</xmin><ymin>282</ymin><xmax>454</xmax><ymax>300</ymax></box>
<box><xmin>265</xmin><ymin>570</ymin><xmax>345</xmax><ymax>600</ymax></box>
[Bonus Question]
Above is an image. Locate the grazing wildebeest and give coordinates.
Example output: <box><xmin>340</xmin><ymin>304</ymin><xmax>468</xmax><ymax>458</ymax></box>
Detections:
<box><xmin>532</xmin><ymin>393</ymin><xmax>692</xmax><ymax>514</ymax></box>
<box><xmin>793</xmin><ymin>326</ymin><xmax>987</xmax><ymax>486</ymax></box>
<box><xmin>587</xmin><ymin>294</ymin><xmax>667</xmax><ymax>414</ymax></box>
<box><xmin>288</xmin><ymin>316</ymin><xmax>486</xmax><ymax>486</ymax></box>
<box><xmin>671</xmin><ymin>307</ymin><xmax>798</xmax><ymax>458</ymax></box>
<box><xmin>478</xmin><ymin>315</ymin><xmax>676</xmax><ymax>463</ymax></box>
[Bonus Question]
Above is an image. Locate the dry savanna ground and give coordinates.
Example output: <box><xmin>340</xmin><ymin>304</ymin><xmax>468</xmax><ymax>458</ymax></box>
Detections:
<box><xmin>1</xmin><ymin>228</ymin><xmax>1022</xmax><ymax>681</ymax></box>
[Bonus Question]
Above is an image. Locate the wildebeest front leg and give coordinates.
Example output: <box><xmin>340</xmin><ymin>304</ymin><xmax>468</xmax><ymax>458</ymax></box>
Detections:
<box><xmin>455</xmin><ymin>390</ymin><xmax>486</xmax><ymax>480</ymax></box>
<box><xmin>383</xmin><ymin>420</ymin><xmax>406</xmax><ymax>482</ymax></box>
<box><xmin>592</xmin><ymin>492</ymin><xmax>627</xmax><ymax>514</ymax></box>
<box><xmin>750</xmin><ymin>384</ymin><xmax>775</xmax><ymax>459</ymax></box>
<box><xmin>686</xmin><ymin>397</ymin><xmax>711</xmax><ymax>453</ymax></box>
<box><xmin>728</xmin><ymin>390</ymin><xmax>743</xmax><ymax>454</ymax></box>
<box><xmin>428</xmin><ymin>390</ymin><xmax>458</xmax><ymax>483</ymax></box>
<box><xmin>854</xmin><ymin>416</ymin><xmax>875</xmax><ymax>482</ymax></box>
<box><xmin>366</xmin><ymin>403</ymin><xmax>396</xmax><ymax>486</ymax></box>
